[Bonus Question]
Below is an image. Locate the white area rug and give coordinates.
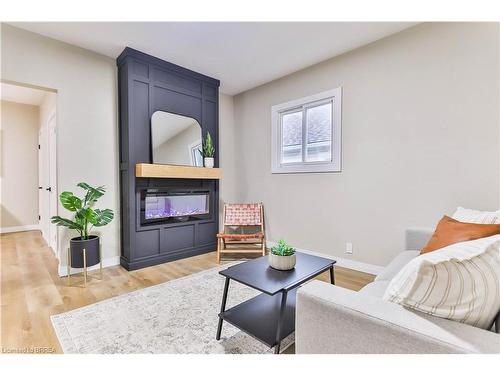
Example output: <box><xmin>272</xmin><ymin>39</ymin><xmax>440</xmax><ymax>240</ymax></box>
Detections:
<box><xmin>51</xmin><ymin>264</ymin><xmax>294</xmax><ymax>353</ymax></box>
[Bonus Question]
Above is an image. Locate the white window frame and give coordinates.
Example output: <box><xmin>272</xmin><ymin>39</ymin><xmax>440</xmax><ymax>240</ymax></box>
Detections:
<box><xmin>188</xmin><ymin>139</ymin><xmax>203</xmax><ymax>167</ymax></box>
<box><xmin>271</xmin><ymin>87</ymin><xmax>342</xmax><ymax>174</ymax></box>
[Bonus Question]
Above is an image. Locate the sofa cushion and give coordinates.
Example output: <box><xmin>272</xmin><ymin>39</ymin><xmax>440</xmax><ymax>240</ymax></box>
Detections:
<box><xmin>421</xmin><ymin>215</ymin><xmax>500</xmax><ymax>254</ymax></box>
<box><xmin>375</xmin><ymin>250</ymin><xmax>420</xmax><ymax>282</ymax></box>
<box><xmin>384</xmin><ymin>235</ymin><xmax>500</xmax><ymax>330</ymax></box>
<box><xmin>358</xmin><ymin>281</ymin><xmax>390</xmax><ymax>298</ymax></box>
<box><xmin>453</xmin><ymin>206</ymin><xmax>500</xmax><ymax>224</ymax></box>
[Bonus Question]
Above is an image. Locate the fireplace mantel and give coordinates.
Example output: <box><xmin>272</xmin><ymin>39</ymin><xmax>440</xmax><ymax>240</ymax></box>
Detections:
<box><xmin>135</xmin><ymin>163</ymin><xmax>222</xmax><ymax>179</ymax></box>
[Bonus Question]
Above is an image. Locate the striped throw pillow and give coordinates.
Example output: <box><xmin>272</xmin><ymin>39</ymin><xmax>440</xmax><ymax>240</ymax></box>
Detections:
<box><xmin>383</xmin><ymin>235</ymin><xmax>500</xmax><ymax>329</ymax></box>
<box><xmin>453</xmin><ymin>206</ymin><xmax>500</xmax><ymax>224</ymax></box>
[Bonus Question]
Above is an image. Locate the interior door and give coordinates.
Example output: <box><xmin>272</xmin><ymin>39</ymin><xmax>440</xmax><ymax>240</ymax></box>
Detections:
<box><xmin>39</xmin><ymin>124</ymin><xmax>50</xmax><ymax>243</ymax></box>
<box><xmin>48</xmin><ymin>113</ymin><xmax>58</xmax><ymax>256</ymax></box>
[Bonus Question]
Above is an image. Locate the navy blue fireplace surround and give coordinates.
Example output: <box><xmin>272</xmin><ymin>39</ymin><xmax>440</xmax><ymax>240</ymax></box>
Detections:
<box><xmin>117</xmin><ymin>48</ymin><xmax>220</xmax><ymax>270</ymax></box>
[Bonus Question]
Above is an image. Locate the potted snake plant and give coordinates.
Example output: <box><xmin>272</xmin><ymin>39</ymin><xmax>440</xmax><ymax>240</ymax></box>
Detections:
<box><xmin>269</xmin><ymin>239</ymin><xmax>296</xmax><ymax>271</ymax></box>
<box><xmin>51</xmin><ymin>182</ymin><xmax>114</xmax><ymax>269</ymax></box>
<box><xmin>199</xmin><ymin>131</ymin><xmax>215</xmax><ymax>168</ymax></box>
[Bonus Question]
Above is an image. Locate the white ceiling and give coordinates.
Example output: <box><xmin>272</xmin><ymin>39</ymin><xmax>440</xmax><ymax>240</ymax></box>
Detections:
<box><xmin>1</xmin><ymin>82</ymin><xmax>50</xmax><ymax>105</ymax></box>
<box><xmin>11</xmin><ymin>22</ymin><xmax>417</xmax><ymax>95</ymax></box>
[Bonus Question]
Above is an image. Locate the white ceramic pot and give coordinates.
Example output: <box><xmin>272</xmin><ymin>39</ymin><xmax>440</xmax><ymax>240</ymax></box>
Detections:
<box><xmin>204</xmin><ymin>157</ymin><xmax>214</xmax><ymax>168</ymax></box>
<box><xmin>269</xmin><ymin>253</ymin><xmax>296</xmax><ymax>271</ymax></box>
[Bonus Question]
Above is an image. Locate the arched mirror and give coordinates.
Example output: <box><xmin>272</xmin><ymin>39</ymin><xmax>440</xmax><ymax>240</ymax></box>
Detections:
<box><xmin>151</xmin><ymin>111</ymin><xmax>203</xmax><ymax>166</ymax></box>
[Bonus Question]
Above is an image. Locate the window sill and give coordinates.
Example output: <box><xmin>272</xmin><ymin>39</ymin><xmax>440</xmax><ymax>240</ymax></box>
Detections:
<box><xmin>271</xmin><ymin>162</ymin><xmax>341</xmax><ymax>174</ymax></box>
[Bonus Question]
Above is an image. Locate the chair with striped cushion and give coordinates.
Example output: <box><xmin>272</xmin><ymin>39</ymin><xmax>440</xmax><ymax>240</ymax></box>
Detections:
<box><xmin>216</xmin><ymin>203</ymin><xmax>266</xmax><ymax>263</ymax></box>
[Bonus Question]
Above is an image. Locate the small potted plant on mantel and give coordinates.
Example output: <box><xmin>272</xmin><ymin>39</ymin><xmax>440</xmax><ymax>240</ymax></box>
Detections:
<box><xmin>200</xmin><ymin>131</ymin><xmax>215</xmax><ymax>168</ymax></box>
<box><xmin>51</xmin><ymin>182</ymin><xmax>114</xmax><ymax>270</ymax></box>
<box><xmin>269</xmin><ymin>239</ymin><xmax>296</xmax><ymax>271</ymax></box>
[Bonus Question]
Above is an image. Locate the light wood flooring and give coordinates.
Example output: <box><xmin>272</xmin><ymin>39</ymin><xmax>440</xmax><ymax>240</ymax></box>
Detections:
<box><xmin>0</xmin><ymin>230</ymin><xmax>374</xmax><ymax>354</ymax></box>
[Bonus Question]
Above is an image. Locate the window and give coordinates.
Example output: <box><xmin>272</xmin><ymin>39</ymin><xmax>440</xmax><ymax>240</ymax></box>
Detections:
<box><xmin>188</xmin><ymin>140</ymin><xmax>203</xmax><ymax>167</ymax></box>
<box><xmin>271</xmin><ymin>87</ymin><xmax>341</xmax><ymax>173</ymax></box>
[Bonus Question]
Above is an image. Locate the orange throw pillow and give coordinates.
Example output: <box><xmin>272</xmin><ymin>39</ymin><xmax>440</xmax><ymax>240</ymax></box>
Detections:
<box><xmin>421</xmin><ymin>215</ymin><xmax>500</xmax><ymax>254</ymax></box>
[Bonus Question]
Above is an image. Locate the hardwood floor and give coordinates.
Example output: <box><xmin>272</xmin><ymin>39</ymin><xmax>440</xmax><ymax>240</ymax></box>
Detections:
<box><xmin>0</xmin><ymin>230</ymin><xmax>375</xmax><ymax>354</ymax></box>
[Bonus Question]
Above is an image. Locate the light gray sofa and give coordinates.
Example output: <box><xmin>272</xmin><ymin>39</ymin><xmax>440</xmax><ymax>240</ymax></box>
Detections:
<box><xmin>296</xmin><ymin>228</ymin><xmax>500</xmax><ymax>354</ymax></box>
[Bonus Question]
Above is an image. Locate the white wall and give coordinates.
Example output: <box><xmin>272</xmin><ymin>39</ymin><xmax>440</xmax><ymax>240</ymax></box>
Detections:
<box><xmin>39</xmin><ymin>92</ymin><xmax>57</xmax><ymax>133</ymax></box>
<box><xmin>233</xmin><ymin>22</ymin><xmax>500</xmax><ymax>267</ymax></box>
<box><xmin>219</xmin><ymin>94</ymin><xmax>237</xmax><ymax>215</ymax></box>
<box><xmin>0</xmin><ymin>100</ymin><xmax>39</xmax><ymax>230</ymax></box>
<box><xmin>1</xmin><ymin>24</ymin><xmax>120</xmax><ymax>268</ymax></box>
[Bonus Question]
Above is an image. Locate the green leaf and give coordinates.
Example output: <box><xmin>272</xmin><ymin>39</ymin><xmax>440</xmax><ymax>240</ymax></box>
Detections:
<box><xmin>74</xmin><ymin>211</ymin><xmax>85</xmax><ymax>228</ymax></box>
<box><xmin>271</xmin><ymin>239</ymin><xmax>295</xmax><ymax>256</ymax></box>
<box><xmin>83</xmin><ymin>208</ymin><xmax>98</xmax><ymax>225</ymax></box>
<box><xmin>85</xmin><ymin>208</ymin><xmax>98</xmax><ymax>222</ymax></box>
<box><xmin>75</xmin><ymin>207</ymin><xmax>95</xmax><ymax>222</ymax></box>
<box><xmin>202</xmin><ymin>131</ymin><xmax>215</xmax><ymax>157</ymax></box>
<box><xmin>51</xmin><ymin>216</ymin><xmax>83</xmax><ymax>231</ymax></box>
<box><xmin>77</xmin><ymin>182</ymin><xmax>105</xmax><ymax>204</ymax></box>
<box><xmin>92</xmin><ymin>209</ymin><xmax>114</xmax><ymax>227</ymax></box>
<box><xmin>59</xmin><ymin>192</ymin><xmax>82</xmax><ymax>212</ymax></box>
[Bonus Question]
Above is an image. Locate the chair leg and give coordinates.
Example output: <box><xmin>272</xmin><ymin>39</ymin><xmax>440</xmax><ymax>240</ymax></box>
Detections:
<box><xmin>262</xmin><ymin>238</ymin><xmax>266</xmax><ymax>256</ymax></box>
<box><xmin>216</xmin><ymin>238</ymin><xmax>221</xmax><ymax>264</ymax></box>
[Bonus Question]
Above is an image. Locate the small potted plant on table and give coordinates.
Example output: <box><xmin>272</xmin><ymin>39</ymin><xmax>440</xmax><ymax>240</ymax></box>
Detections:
<box><xmin>200</xmin><ymin>131</ymin><xmax>215</xmax><ymax>168</ymax></box>
<box><xmin>51</xmin><ymin>182</ymin><xmax>114</xmax><ymax>277</ymax></box>
<box><xmin>269</xmin><ymin>239</ymin><xmax>296</xmax><ymax>271</ymax></box>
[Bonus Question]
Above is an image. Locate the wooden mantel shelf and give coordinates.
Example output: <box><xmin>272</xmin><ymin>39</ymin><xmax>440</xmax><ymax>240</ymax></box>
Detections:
<box><xmin>135</xmin><ymin>163</ymin><xmax>222</xmax><ymax>179</ymax></box>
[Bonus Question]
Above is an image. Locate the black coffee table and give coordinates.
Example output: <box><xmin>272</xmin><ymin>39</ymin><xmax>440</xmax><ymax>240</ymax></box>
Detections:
<box><xmin>216</xmin><ymin>252</ymin><xmax>336</xmax><ymax>354</ymax></box>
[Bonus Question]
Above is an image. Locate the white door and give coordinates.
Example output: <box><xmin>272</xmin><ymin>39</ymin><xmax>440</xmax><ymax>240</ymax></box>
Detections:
<box><xmin>38</xmin><ymin>124</ymin><xmax>50</xmax><ymax>243</ymax></box>
<box><xmin>48</xmin><ymin>113</ymin><xmax>58</xmax><ymax>255</ymax></box>
<box><xmin>38</xmin><ymin>111</ymin><xmax>57</xmax><ymax>257</ymax></box>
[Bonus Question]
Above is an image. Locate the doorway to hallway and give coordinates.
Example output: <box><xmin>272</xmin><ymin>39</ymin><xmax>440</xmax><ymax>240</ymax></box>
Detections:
<box><xmin>1</xmin><ymin>81</ymin><xmax>58</xmax><ymax>258</ymax></box>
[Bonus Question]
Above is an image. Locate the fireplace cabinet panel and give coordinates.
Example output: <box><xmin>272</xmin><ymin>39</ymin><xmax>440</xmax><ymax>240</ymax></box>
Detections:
<box><xmin>135</xmin><ymin>229</ymin><xmax>161</xmax><ymax>258</ymax></box>
<box><xmin>152</xmin><ymin>86</ymin><xmax>202</xmax><ymax>124</ymax></box>
<box><xmin>152</xmin><ymin>66</ymin><xmax>203</xmax><ymax>94</ymax></box>
<box><xmin>161</xmin><ymin>225</ymin><xmax>195</xmax><ymax>254</ymax></box>
<box><xmin>198</xmin><ymin>222</ymin><xmax>218</xmax><ymax>246</ymax></box>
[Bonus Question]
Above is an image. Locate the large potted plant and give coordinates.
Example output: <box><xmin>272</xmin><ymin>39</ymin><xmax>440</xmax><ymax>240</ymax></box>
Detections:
<box><xmin>51</xmin><ymin>182</ymin><xmax>114</xmax><ymax>269</ymax></box>
<box><xmin>269</xmin><ymin>239</ymin><xmax>296</xmax><ymax>271</ymax></box>
<box><xmin>200</xmin><ymin>131</ymin><xmax>215</xmax><ymax>168</ymax></box>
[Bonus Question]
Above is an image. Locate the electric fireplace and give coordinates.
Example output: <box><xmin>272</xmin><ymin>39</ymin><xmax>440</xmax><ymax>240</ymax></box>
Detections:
<box><xmin>140</xmin><ymin>189</ymin><xmax>210</xmax><ymax>224</ymax></box>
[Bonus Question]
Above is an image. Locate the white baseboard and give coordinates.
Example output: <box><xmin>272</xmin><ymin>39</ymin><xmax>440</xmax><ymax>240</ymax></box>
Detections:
<box><xmin>266</xmin><ymin>240</ymin><xmax>383</xmax><ymax>275</ymax></box>
<box><xmin>56</xmin><ymin>246</ymin><xmax>382</xmax><ymax>277</ymax></box>
<box><xmin>58</xmin><ymin>256</ymin><xmax>121</xmax><ymax>277</ymax></box>
<box><xmin>0</xmin><ymin>224</ymin><xmax>40</xmax><ymax>234</ymax></box>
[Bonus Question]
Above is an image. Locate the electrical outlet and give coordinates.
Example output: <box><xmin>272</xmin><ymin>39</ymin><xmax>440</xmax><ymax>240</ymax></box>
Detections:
<box><xmin>345</xmin><ymin>242</ymin><xmax>353</xmax><ymax>254</ymax></box>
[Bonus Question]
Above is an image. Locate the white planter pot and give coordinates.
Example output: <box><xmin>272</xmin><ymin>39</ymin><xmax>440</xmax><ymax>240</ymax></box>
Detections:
<box><xmin>269</xmin><ymin>253</ymin><xmax>296</xmax><ymax>271</ymax></box>
<box><xmin>204</xmin><ymin>157</ymin><xmax>214</xmax><ymax>168</ymax></box>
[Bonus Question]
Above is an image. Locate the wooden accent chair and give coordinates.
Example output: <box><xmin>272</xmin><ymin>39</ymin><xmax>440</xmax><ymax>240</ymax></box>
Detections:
<box><xmin>216</xmin><ymin>203</ymin><xmax>266</xmax><ymax>263</ymax></box>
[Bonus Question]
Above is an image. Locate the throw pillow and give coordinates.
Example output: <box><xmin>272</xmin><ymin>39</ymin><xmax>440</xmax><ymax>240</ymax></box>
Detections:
<box><xmin>384</xmin><ymin>235</ymin><xmax>500</xmax><ymax>329</ymax></box>
<box><xmin>452</xmin><ymin>206</ymin><xmax>500</xmax><ymax>224</ymax></box>
<box><xmin>421</xmin><ymin>215</ymin><xmax>500</xmax><ymax>254</ymax></box>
